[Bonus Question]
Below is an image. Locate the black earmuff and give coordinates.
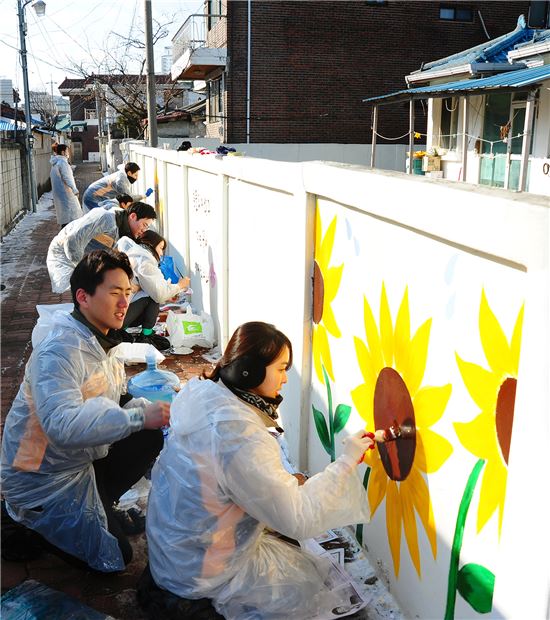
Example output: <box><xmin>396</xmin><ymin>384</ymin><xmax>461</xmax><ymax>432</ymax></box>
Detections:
<box><xmin>219</xmin><ymin>356</ymin><xmax>266</xmax><ymax>390</ymax></box>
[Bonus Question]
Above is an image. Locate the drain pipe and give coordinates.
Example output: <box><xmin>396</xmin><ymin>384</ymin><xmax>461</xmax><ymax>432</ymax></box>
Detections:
<box><xmin>246</xmin><ymin>0</ymin><xmax>251</xmax><ymax>144</ymax></box>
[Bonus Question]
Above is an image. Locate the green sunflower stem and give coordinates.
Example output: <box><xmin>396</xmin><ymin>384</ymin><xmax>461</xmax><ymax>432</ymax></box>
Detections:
<box><xmin>444</xmin><ymin>458</ymin><xmax>485</xmax><ymax>620</ymax></box>
<box><xmin>322</xmin><ymin>365</ymin><xmax>335</xmax><ymax>461</ymax></box>
<box><xmin>356</xmin><ymin>466</ymin><xmax>371</xmax><ymax>546</ymax></box>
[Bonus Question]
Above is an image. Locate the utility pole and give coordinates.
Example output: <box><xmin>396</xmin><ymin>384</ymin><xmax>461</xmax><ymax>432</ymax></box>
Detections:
<box><xmin>144</xmin><ymin>0</ymin><xmax>158</xmax><ymax>147</ymax></box>
<box><xmin>17</xmin><ymin>0</ymin><xmax>39</xmax><ymax>213</ymax></box>
<box><xmin>94</xmin><ymin>81</ymin><xmax>107</xmax><ymax>172</ymax></box>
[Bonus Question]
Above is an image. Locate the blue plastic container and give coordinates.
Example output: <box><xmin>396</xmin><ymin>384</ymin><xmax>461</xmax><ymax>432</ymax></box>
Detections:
<box><xmin>127</xmin><ymin>354</ymin><xmax>180</xmax><ymax>404</ymax></box>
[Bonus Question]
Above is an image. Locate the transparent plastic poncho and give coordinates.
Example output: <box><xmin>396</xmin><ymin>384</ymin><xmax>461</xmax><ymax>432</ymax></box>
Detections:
<box><xmin>146</xmin><ymin>377</ymin><xmax>371</xmax><ymax>619</ymax></box>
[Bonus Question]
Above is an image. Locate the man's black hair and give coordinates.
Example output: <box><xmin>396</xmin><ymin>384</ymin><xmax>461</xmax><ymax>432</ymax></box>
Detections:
<box><xmin>128</xmin><ymin>201</ymin><xmax>156</xmax><ymax>220</ymax></box>
<box><xmin>125</xmin><ymin>162</ymin><xmax>140</xmax><ymax>174</ymax></box>
<box><xmin>56</xmin><ymin>144</ymin><xmax>68</xmax><ymax>155</ymax></box>
<box><xmin>70</xmin><ymin>249</ymin><xmax>133</xmax><ymax>310</ymax></box>
<box><xmin>117</xmin><ymin>194</ymin><xmax>133</xmax><ymax>205</ymax></box>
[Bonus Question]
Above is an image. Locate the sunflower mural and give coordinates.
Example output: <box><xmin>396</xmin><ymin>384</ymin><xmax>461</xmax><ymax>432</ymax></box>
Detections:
<box><xmin>444</xmin><ymin>291</ymin><xmax>524</xmax><ymax>619</ymax></box>
<box><xmin>351</xmin><ymin>285</ymin><xmax>453</xmax><ymax>578</ymax></box>
<box><xmin>311</xmin><ymin>206</ymin><xmax>351</xmax><ymax>461</ymax></box>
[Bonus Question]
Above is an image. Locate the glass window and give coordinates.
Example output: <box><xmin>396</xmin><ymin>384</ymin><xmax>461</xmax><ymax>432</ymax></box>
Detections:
<box><xmin>208</xmin><ymin>79</ymin><xmax>222</xmax><ymax>122</ymax></box>
<box><xmin>440</xmin><ymin>97</ymin><xmax>458</xmax><ymax>150</ymax></box>
<box><xmin>440</xmin><ymin>5</ymin><xmax>474</xmax><ymax>21</ymax></box>
<box><xmin>208</xmin><ymin>0</ymin><xmax>222</xmax><ymax>29</ymax></box>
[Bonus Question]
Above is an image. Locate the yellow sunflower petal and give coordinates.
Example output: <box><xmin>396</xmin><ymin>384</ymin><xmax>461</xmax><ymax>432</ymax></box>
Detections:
<box><xmin>400</xmin><ymin>481</ymin><xmax>421</xmax><ymax>577</ymax></box>
<box><xmin>394</xmin><ymin>287</ymin><xmax>410</xmax><ymax>376</ymax></box>
<box><xmin>313</xmin><ymin>324</ymin><xmax>334</xmax><ymax>383</ymax></box>
<box><xmin>322</xmin><ymin>302</ymin><xmax>341</xmax><ymax>339</ymax></box>
<box><xmin>408</xmin><ymin>468</ymin><xmax>437</xmax><ymax>558</ymax></box>
<box><xmin>510</xmin><ymin>304</ymin><xmax>524</xmax><ymax>376</ymax></box>
<box><xmin>351</xmin><ymin>383</ymin><xmax>374</xmax><ymax>428</ymax></box>
<box><xmin>363</xmin><ymin>296</ymin><xmax>384</xmax><ymax>375</ymax></box>
<box><xmin>325</xmin><ymin>264</ymin><xmax>344</xmax><ymax>301</ymax></box>
<box><xmin>318</xmin><ymin>215</ymin><xmax>337</xmax><ymax>271</ymax></box>
<box><xmin>353</xmin><ymin>337</ymin><xmax>377</xmax><ymax>386</ymax></box>
<box><xmin>380</xmin><ymin>283</ymin><xmax>394</xmax><ymax>368</ymax></box>
<box><xmin>477</xmin><ymin>458</ymin><xmax>507</xmax><ymax>535</ymax></box>
<box><xmin>404</xmin><ymin>318</ymin><xmax>431</xmax><ymax>396</ymax></box>
<box><xmin>415</xmin><ymin>428</ymin><xmax>454</xmax><ymax>474</ymax></box>
<box><xmin>413</xmin><ymin>384</ymin><xmax>452</xmax><ymax>428</ymax></box>
<box><xmin>386</xmin><ymin>480</ymin><xmax>402</xmax><ymax>577</ymax></box>
<box><xmin>453</xmin><ymin>411</ymin><xmax>501</xmax><ymax>462</ymax></box>
<box><xmin>367</xmin><ymin>460</ymin><xmax>388</xmax><ymax>515</ymax></box>
<box><xmin>479</xmin><ymin>290</ymin><xmax>513</xmax><ymax>378</ymax></box>
<box><xmin>455</xmin><ymin>353</ymin><xmax>501</xmax><ymax>413</ymax></box>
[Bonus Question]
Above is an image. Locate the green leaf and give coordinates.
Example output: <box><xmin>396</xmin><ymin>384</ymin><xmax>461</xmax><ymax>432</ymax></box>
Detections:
<box><xmin>333</xmin><ymin>404</ymin><xmax>352</xmax><ymax>434</ymax></box>
<box><xmin>457</xmin><ymin>563</ymin><xmax>495</xmax><ymax>614</ymax></box>
<box><xmin>312</xmin><ymin>405</ymin><xmax>331</xmax><ymax>455</ymax></box>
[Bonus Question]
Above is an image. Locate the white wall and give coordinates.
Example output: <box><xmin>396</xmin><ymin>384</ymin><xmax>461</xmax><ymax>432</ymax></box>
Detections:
<box><xmin>122</xmin><ymin>141</ymin><xmax>550</xmax><ymax>620</ymax></box>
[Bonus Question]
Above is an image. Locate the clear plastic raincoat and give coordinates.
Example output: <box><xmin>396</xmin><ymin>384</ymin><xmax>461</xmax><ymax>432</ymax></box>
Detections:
<box><xmin>49</xmin><ymin>155</ymin><xmax>82</xmax><ymax>225</ymax></box>
<box><xmin>46</xmin><ymin>208</ymin><xmax>121</xmax><ymax>293</ymax></box>
<box><xmin>146</xmin><ymin>378</ymin><xmax>371</xmax><ymax>619</ymax></box>
<box><xmin>116</xmin><ymin>236</ymin><xmax>180</xmax><ymax>304</ymax></box>
<box><xmin>82</xmin><ymin>165</ymin><xmax>144</xmax><ymax>212</ymax></box>
<box><xmin>1</xmin><ymin>312</ymin><xmax>147</xmax><ymax>571</ymax></box>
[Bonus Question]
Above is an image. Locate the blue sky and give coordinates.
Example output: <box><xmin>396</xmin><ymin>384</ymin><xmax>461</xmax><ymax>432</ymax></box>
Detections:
<box><xmin>0</xmin><ymin>0</ymin><xmax>198</xmax><ymax>97</ymax></box>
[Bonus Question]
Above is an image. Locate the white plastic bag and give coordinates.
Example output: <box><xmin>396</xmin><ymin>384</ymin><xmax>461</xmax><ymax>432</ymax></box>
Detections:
<box><xmin>166</xmin><ymin>307</ymin><xmax>215</xmax><ymax>349</ymax></box>
<box><xmin>112</xmin><ymin>342</ymin><xmax>165</xmax><ymax>364</ymax></box>
<box><xmin>32</xmin><ymin>303</ymin><xmax>74</xmax><ymax>348</ymax></box>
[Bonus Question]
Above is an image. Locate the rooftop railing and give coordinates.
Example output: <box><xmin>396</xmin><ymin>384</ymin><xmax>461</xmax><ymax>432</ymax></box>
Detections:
<box><xmin>172</xmin><ymin>14</ymin><xmax>226</xmax><ymax>63</ymax></box>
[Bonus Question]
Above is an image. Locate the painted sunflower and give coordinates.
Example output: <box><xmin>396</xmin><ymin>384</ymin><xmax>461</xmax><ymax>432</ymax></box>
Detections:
<box><xmin>312</xmin><ymin>206</ymin><xmax>343</xmax><ymax>383</ymax></box>
<box><xmin>351</xmin><ymin>285</ymin><xmax>453</xmax><ymax>578</ymax></box>
<box><xmin>454</xmin><ymin>290</ymin><xmax>524</xmax><ymax>536</ymax></box>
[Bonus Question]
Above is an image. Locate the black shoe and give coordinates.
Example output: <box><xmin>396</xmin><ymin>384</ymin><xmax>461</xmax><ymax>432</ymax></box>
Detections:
<box><xmin>110</xmin><ymin>329</ymin><xmax>135</xmax><ymax>344</ymax></box>
<box><xmin>135</xmin><ymin>333</ymin><xmax>171</xmax><ymax>352</ymax></box>
<box><xmin>112</xmin><ymin>505</ymin><xmax>146</xmax><ymax>536</ymax></box>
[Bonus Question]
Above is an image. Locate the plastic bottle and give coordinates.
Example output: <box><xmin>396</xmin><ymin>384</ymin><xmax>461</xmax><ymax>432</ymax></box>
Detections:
<box><xmin>127</xmin><ymin>353</ymin><xmax>180</xmax><ymax>438</ymax></box>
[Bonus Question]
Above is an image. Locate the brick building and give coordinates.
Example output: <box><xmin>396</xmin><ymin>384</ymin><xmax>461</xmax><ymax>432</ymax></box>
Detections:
<box><xmin>171</xmin><ymin>0</ymin><xmax>537</xmax><ymax>144</ymax></box>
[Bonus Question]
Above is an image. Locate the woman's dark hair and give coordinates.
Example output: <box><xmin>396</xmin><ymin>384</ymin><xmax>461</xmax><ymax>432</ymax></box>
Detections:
<box><xmin>55</xmin><ymin>144</ymin><xmax>68</xmax><ymax>155</ymax></box>
<box><xmin>204</xmin><ymin>322</ymin><xmax>293</xmax><ymax>381</ymax></box>
<box><xmin>117</xmin><ymin>194</ymin><xmax>133</xmax><ymax>206</ymax></box>
<box><xmin>138</xmin><ymin>230</ymin><xmax>166</xmax><ymax>263</ymax></box>
<box><xmin>70</xmin><ymin>249</ymin><xmax>133</xmax><ymax>310</ymax></box>
<box><xmin>125</xmin><ymin>162</ymin><xmax>140</xmax><ymax>174</ymax></box>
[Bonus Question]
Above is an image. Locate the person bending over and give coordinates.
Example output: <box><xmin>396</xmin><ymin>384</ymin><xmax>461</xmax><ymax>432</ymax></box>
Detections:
<box><xmin>141</xmin><ymin>321</ymin><xmax>373</xmax><ymax>619</ymax></box>
<box><xmin>116</xmin><ymin>231</ymin><xmax>190</xmax><ymax>351</ymax></box>
<box><xmin>47</xmin><ymin>201</ymin><xmax>156</xmax><ymax>293</ymax></box>
<box><xmin>82</xmin><ymin>162</ymin><xmax>149</xmax><ymax>212</ymax></box>
<box><xmin>98</xmin><ymin>193</ymin><xmax>134</xmax><ymax>211</ymax></box>
<box><xmin>1</xmin><ymin>250</ymin><xmax>170</xmax><ymax>572</ymax></box>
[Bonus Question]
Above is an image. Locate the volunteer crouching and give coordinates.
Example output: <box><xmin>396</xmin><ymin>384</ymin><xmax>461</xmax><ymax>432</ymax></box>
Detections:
<box><xmin>142</xmin><ymin>321</ymin><xmax>373</xmax><ymax>619</ymax></box>
<box><xmin>1</xmin><ymin>250</ymin><xmax>170</xmax><ymax>572</ymax></box>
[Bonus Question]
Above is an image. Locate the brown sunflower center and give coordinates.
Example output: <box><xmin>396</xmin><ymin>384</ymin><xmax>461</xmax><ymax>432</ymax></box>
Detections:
<box><xmin>495</xmin><ymin>377</ymin><xmax>516</xmax><ymax>465</ymax></box>
<box><xmin>373</xmin><ymin>367</ymin><xmax>416</xmax><ymax>481</ymax></box>
<box><xmin>312</xmin><ymin>261</ymin><xmax>324</xmax><ymax>324</ymax></box>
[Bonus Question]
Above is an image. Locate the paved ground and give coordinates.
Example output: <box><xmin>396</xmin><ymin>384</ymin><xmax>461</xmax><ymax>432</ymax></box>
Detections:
<box><xmin>0</xmin><ymin>163</ymin><xmax>213</xmax><ymax>619</ymax></box>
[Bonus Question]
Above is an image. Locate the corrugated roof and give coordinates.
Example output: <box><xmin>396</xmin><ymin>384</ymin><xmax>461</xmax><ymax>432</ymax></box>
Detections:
<box><xmin>364</xmin><ymin>64</ymin><xmax>550</xmax><ymax>104</ymax></box>
<box><xmin>418</xmin><ymin>21</ymin><xmax>535</xmax><ymax>74</ymax></box>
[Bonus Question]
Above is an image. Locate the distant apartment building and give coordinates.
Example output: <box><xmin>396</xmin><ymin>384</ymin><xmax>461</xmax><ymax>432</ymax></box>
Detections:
<box><xmin>170</xmin><ymin>0</ymin><xmax>534</xmax><ymax>144</ymax></box>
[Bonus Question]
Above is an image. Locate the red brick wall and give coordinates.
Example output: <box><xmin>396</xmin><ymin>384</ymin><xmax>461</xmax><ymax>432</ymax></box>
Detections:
<box><xmin>225</xmin><ymin>0</ymin><xmax>530</xmax><ymax>143</ymax></box>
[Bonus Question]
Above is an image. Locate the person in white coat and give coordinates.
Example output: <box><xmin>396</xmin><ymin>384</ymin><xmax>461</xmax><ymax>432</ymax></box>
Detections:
<box><xmin>46</xmin><ymin>202</ymin><xmax>156</xmax><ymax>294</ymax></box>
<box><xmin>142</xmin><ymin>321</ymin><xmax>374</xmax><ymax>619</ymax></box>
<box><xmin>82</xmin><ymin>162</ymin><xmax>152</xmax><ymax>212</ymax></box>
<box><xmin>1</xmin><ymin>249</ymin><xmax>171</xmax><ymax>571</ymax></box>
<box><xmin>50</xmin><ymin>144</ymin><xmax>82</xmax><ymax>228</ymax></box>
<box><xmin>116</xmin><ymin>231</ymin><xmax>190</xmax><ymax>351</ymax></box>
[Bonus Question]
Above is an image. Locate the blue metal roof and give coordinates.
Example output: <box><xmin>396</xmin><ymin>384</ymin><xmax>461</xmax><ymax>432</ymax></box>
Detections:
<box><xmin>419</xmin><ymin>20</ymin><xmax>536</xmax><ymax>73</ymax></box>
<box><xmin>364</xmin><ymin>64</ymin><xmax>550</xmax><ymax>104</ymax></box>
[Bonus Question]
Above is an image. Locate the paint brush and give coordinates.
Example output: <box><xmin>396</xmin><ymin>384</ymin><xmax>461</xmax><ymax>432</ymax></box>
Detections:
<box><xmin>363</xmin><ymin>421</ymin><xmax>409</xmax><ymax>450</ymax></box>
